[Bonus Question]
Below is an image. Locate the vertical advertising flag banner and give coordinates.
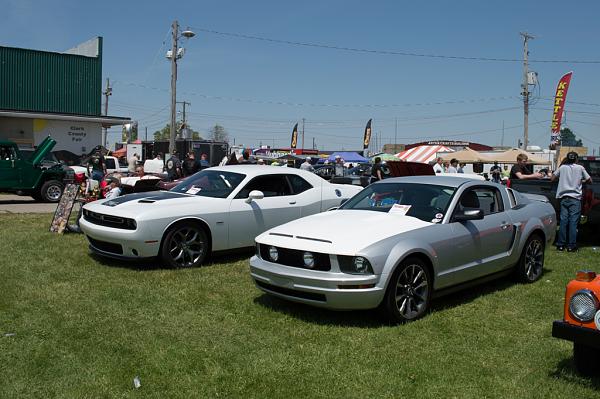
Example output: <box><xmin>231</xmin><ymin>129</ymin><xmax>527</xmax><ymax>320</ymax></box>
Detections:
<box><xmin>363</xmin><ymin>119</ymin><xmax>372</xmax><ymax>150</ymax></box>
<box><xmin>550</xmin><ymin>71</ymin><xmax>573</xmax><ymax>146</ymax></box>
<box><xmin>290</xmin><ymin>123</ymin><xmax>298</xmax><ymax>149</ymax></box>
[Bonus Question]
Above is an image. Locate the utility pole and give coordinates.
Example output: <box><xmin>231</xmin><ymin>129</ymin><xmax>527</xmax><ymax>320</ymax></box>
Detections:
<box><xmin>301</xmin><ymin>118</ymin><xmax>305</xmax><ymax>153</ymax></box>
<box><xmin>169</xmin><ymin>20</ymin><xmax>179</xmax><ymax>154</ymax></box>
<box><xmin>102</xmin><ymin>78</ymin><xmax>112</xmax><ymax>148</ymax></box>
<box><xmin>394</xmin><ymin>117</ymin><xmax>398</xmax><ymax>153</ymax></box>
<box><xmin>520</xmin><ymin>32</ymin><xmax>534</xmax><ymax>150</ymax></box>
<box><xmin>501</xmin><ymin>120</ymin><xmax>505</xmax><ymax>146</ymax></box>
<box><xmin>176</xmin><ymin>100</ymin><xmax>191</xmax><ymax>137</ymax></box>
<box><xmin>312</xmin><ymin>137</ymin><xmax>315</xmax><ymax>149</ymax></box>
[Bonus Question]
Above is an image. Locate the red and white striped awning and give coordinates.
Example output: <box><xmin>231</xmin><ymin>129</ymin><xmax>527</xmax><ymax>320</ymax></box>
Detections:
<box><xmin>395</xmin><ymin>145</ymin><xmax>453</xmax><ymax>163</ymax></box>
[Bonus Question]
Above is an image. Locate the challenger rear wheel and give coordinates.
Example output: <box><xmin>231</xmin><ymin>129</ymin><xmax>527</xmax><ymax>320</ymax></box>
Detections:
<box><xmin>382</xmin><ymin>257</ymin><xmax>432</xmax><ymax>323</ymax></box>
<box><xmin>161</xmin><ymin>222</ymin><xmax>209</xmax><ymax>268</ymax></box>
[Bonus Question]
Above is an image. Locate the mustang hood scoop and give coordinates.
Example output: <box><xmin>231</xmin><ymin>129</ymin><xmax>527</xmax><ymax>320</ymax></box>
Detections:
<box><xmin>102</xmin><ymin>191</ymin><xmax>188</xmax><ymax>207</ymax></box>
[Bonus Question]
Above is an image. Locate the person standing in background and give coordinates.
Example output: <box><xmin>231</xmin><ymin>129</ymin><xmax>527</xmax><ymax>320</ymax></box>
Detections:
<box><xmin>127</xmin><ymin>153</ymin><xmax>139</xmax><ymax>173</ymax></box>
<box><xmin>433</xmin><ymin>157</ymin><xmax>444</xmax><ymax>174</ymax></box>
<box><xmin>447</xmin><ymin>159</ymin><xmax>459</xmax><ymax>173</ymax></box>
<box><xmin>166</xmin><ymin>150</ymin><xmax>182</xmax><ymax>181</ymax></box>
<box><xmin>490</xmin><ymin>161</ymin><xmax>502</xmax><ymax>183</ymax></box>
<box><xmin>371</xmin><ymin>157</ymin><xmax>383</xmax><ymax>183</ymax></box>
<box><xmin>551</xmin><ymin>152</ymin><xmax>592</xmax><ymax>252</ymax></box>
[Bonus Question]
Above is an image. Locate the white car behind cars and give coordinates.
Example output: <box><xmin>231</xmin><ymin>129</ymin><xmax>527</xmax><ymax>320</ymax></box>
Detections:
<box><xmin>80</xmin><ymin>165</ymin><xmax>362</xmax><ymax>267</ymax></box>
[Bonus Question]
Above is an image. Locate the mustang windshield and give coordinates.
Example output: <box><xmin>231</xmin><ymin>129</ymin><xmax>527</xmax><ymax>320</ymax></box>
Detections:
<box><xmin>339</xmin><ymin>182</ymin><xmax>456</xmax><ymax>222</ymax></box>
<box><xmin>170</xmin><ymin>170</ymin><xmax>246</xmax><ymax>198</ymax></box>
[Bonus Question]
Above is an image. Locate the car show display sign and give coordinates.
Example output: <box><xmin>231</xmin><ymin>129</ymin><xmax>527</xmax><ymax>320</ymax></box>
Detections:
<box><xmin>49</xmin><ymin>183</ymin><xmax>79</xmax><ymax>234</ymax></box>
<box><xmin>550</xmin><ymin>71</ymin><xmax>573</xmax><ymax>146</ymax></box>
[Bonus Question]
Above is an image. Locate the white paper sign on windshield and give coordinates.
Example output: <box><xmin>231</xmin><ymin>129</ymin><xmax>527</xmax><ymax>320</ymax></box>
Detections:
<box><xmin>186</xmin><ymin>187</ymin><xmax>201</xmax><ymax>195</ymax></box>
<box><xmin>388</xmin><ymin>204</ymin><xmax>411</xmax><ymax>216</ymax></box>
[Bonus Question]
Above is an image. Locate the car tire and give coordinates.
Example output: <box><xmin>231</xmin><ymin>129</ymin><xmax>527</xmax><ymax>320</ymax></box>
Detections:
<box><xmin>39</xmin><ymin>180</ymin><xmax>64</xmax><ymax>202</ymax></box>
<box><xmin>381</xmin><ymin>257</ymin><xmax>432</xmax><ymax>323</ymax></box>
<box><xmin>161</xmin><ymin>222</ymin><xmax>209</xmax><ymax>268</ymax></box>
<box><xmin>573</xmin><ymin>343</ymin><xmax>600</xmax><ymax>376</ymax></box>
<box><xmin>516</xmin><ymin>233</ymin><xmax>545</xmax><ymax>283</ymax></box>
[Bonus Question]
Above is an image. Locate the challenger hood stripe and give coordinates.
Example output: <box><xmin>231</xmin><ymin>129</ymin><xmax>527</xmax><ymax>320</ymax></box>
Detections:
<box><xmin>102</xmin><ymin>191</ymin><xmax>189</xmax><ymax>207</ymax></box>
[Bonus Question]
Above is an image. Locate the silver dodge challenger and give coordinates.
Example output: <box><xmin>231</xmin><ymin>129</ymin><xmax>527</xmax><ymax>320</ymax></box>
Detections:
<box><xmin>250</xmin><ymin>176</ymin><xmax>557</xmax><ymax>323</ymax></box>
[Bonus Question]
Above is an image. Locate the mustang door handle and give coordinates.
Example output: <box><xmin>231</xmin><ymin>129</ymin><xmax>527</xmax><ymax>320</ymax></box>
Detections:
<box><xmin>501</xmin><ymin>223</ymin><xmax>510</xmax><ymax>230</ymax></box>
<box><xmin>289</xmin><ymin>201</ymin><xmax>297</xmax><ymax>205</ymax></box>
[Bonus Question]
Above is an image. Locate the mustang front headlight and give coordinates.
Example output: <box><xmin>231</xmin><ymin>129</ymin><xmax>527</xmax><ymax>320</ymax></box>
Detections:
<box><xmin>303</xmin><ymin>252</ymin><xmax>315</xmax><ymax>269</ymax></box>
<box><xmin>269</xmin><ymin>246</ymin><xmax>279</xmax><ymax>262</ymax></box>
<box><xmin>338</xmin><ymin>255</ymin><xmax>374</xmax><ymax>275</ymax></box>
<box><xmin>569</xmin><ymin>289</ymin><xmax>599</xmax><ymax>322</ymax></box>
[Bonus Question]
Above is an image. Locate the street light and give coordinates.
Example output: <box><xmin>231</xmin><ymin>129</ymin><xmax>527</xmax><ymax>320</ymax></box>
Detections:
<box><xmin>168</xmin><ymin>21</ymin><xmax>195</xmax><ymax>154</ymax></box>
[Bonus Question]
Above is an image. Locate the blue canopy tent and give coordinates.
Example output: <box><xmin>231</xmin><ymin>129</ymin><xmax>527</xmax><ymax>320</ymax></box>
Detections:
<box><xmin>319</xmin><ymin>151</ymin><xmax>369</xmax><ymax>164</ymax></box>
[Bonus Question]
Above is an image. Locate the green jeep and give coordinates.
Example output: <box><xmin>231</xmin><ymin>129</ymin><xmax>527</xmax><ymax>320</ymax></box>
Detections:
<box><xmin>0</xmin><ymin>136</ymin><xmax>70</xmax><ymax>202</ymax></box>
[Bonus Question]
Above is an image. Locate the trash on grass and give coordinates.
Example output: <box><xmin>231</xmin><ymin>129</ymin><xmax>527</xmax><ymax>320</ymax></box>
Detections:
<box><xmin>3</xmin><ymin>333</ymin><xmax>16</xmax><ymax>337</ymax></box>
<box><xmin>133</xmin><ymin>376</ymin><xmax>141</xmax><ymax>389</ymax></box>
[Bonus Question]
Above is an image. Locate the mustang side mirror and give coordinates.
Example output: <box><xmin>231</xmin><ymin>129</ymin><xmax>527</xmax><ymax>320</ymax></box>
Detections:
<box><xmin>246</xmin><ymin>190</ymin><xmax>264</xmax><ymax>204</ymax></box>
<box><xmin>453</xmin><ymin>208</ymin><xmax>484</xmax><ymax>222</ymax></box>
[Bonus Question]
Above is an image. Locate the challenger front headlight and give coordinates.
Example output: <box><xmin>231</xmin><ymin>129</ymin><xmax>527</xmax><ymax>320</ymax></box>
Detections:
<box><xmin>338</xmin><ymin>255</ymin><xmax>374</xmax><ymax>275</ymax></box>
<box><xmin>569</xmin><ymin>289</ymin><xmax>599</xmax><ymax>322</ymax></box>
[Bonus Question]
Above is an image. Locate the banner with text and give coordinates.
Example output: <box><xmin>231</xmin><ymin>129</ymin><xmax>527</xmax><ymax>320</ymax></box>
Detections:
<box><xmin>551</xmin><ymin>71</ymin><xmax>573</xmax><ymax>146</ymax></box>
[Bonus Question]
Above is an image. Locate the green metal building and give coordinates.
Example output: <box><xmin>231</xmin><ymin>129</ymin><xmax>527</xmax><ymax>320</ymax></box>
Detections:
<box><xmin>0</xmin><ymin>37</ymin><xmax>129</xmax><ymax>153</ymax></box>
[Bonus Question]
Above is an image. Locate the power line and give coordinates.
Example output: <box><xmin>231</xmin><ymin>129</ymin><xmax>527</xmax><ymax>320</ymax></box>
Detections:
<box><xmin>113</xmin><ymin>80</ymin><xmax>520</xmax><ymax>109</ymax></box>
<box><xmin>192</xmin><ymin>27</ymin><xmax>600</xmax><ymax>64</ymax></box>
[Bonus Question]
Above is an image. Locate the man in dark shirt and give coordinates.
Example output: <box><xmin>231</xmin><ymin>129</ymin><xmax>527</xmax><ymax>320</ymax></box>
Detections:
<box><xmin>510</xmin><ymin>154</ymin><xmax>542</xmax><ymax>180</ymax></box>
<box><xmin>182</xmin><ymin>152</ymin><xmax>201</xmax><ymax>176</ymax></box>
<box><xmin>166</xmin><ymin>150</ymin><xmax>183</xmax><ymax>181</ymax></box>
<box><xmin>88</xmin><ymin>149</ymin><xmax>106</xmax><ymax>181</ymax></box>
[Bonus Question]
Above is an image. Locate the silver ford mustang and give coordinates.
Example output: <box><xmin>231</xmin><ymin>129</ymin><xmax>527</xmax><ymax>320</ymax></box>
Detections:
<box><xmin>250</xmin><ymin>176</ymin><xmax>557</xmax><ymax>323</ymax></box>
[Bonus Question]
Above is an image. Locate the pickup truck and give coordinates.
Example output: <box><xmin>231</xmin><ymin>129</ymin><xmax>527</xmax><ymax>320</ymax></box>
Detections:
<box><xmin>508</xmin><ymin>156</ymin><xmax>600</xmax><ymax>226</ymax></box>
<box><xmin>0</xmin><ymin>136</ymin><xmax>72</xmax><ymax>202</ymax></box>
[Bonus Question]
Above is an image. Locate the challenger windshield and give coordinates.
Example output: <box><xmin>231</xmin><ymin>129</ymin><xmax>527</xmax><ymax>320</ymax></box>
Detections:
<box><xmin>170</xmin><ymin>170</ymin><xmax>246</xmax><ymax>198</ymax></box>
<box><xmin>339</xmin><ymin>182</ymin><xmax>456</xmax><ymax>222</ymax></box>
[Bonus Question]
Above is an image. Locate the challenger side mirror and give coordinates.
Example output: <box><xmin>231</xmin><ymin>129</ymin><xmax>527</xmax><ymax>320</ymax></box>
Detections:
<box><xmin>453</xmin><ymin>208</ymin><xmax>484</xmax><ymax>222</ymax></box>
<box><xmin>246</xmin><ymin>190</ymin><xmax>264</xmax><ymax>204</ymax></box>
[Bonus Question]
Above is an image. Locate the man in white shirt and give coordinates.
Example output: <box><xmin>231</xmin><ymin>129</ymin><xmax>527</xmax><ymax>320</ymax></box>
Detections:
<box><xmin>433</xmin><ymin>157</ymin><xmax>444</xmax><ymax>174</ymax></box>
<box><xmin>300</xmin><ymin>157</ymin><xmax>315</xmax><ymax>172</ymax></box>
<box><xmin>551</xmin><ymin>152</ymin><xmax>592</xmax><ymax>252</ymax></box>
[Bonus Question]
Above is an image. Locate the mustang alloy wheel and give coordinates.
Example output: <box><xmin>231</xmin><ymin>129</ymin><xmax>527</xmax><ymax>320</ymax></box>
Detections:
<box><xmin>383</xmin><ymin>257</ymin><xmax>432</xmax><ymax>323</ymax></box>
<box><xmin>161</xmin><ymin>222</ymin><xmax>208</xmax><ymax>268</ymax></box>
<box><xmin>517</xmin><ymin>234</ymin><xmax>545</xmax><ymax>283</ymax></box>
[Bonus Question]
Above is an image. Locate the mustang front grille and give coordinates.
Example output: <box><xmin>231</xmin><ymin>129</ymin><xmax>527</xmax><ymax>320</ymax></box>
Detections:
<box><xmin>259</xmin><ymin>244</ymin><xmax>331</xmax><ymax>271</ymax></box>
<box><xmin>83</xmin><ymin>209</ymin><xmax>137</xmax><ymax>230</ymax></box>
<box><xmin>255</xmin><ymin>280</ymin><xmax>326</xmax><ymax>302</ymax></box>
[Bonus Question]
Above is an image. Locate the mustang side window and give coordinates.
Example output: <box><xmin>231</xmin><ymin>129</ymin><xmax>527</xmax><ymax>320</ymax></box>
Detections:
<box><xmin>458</xmin><ymin>187</ymin><xmax>504</xmax><ymax>216</ymax></box>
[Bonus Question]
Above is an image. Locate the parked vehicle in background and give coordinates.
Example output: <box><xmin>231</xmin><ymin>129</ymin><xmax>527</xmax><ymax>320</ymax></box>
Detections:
<box><xmin>0</xmin><ymin>136</ymin><xmax>72</xmax><ymax>202</ymax></box>
<box><xmin>509</xmin><ymin>156</ymin><xmax>600</xmax><ymax>226</ymax></box>
<box><xmin>80</xmin><ymin>166</ymin><xmax>363</xmax><ymax>268</ymax></box>
<box><xmin>250</xmin><ymin>176</ymin><xmax>556</xmax><ymax>323</ymax></box>
<box><xmin>552</xmin><ymin>270</ymin><xmax>600</xmax><ymax>375</ymax></box>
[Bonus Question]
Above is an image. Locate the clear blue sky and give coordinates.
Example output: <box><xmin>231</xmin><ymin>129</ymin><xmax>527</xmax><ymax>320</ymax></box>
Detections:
<box><xmin>3</xmin><ymin>0</ymin><xmax>600</xmax><ymax>152</ymax></box>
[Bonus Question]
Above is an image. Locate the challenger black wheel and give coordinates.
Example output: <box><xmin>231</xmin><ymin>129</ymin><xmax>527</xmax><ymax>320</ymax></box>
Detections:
<box><xmin>516</xmin><ymin>234</ymin><xmax>545</xmax><ymax>283</ymax></box>
<box><xmin>382</xmin><ymin>257</ymin><xmax>432</xmax><ymax>323</ymax></box>
<box><xmin>161</xmin><ymin>222</ymin><xmax>209</xmax><ymax>268</ymax></box>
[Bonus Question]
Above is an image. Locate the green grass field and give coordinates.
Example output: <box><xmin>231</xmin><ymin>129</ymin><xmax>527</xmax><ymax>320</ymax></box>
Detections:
<box><xmin>1</xmin><ymin>213</ymin><xmax>599</xmax><ymax>398</ymax></box>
